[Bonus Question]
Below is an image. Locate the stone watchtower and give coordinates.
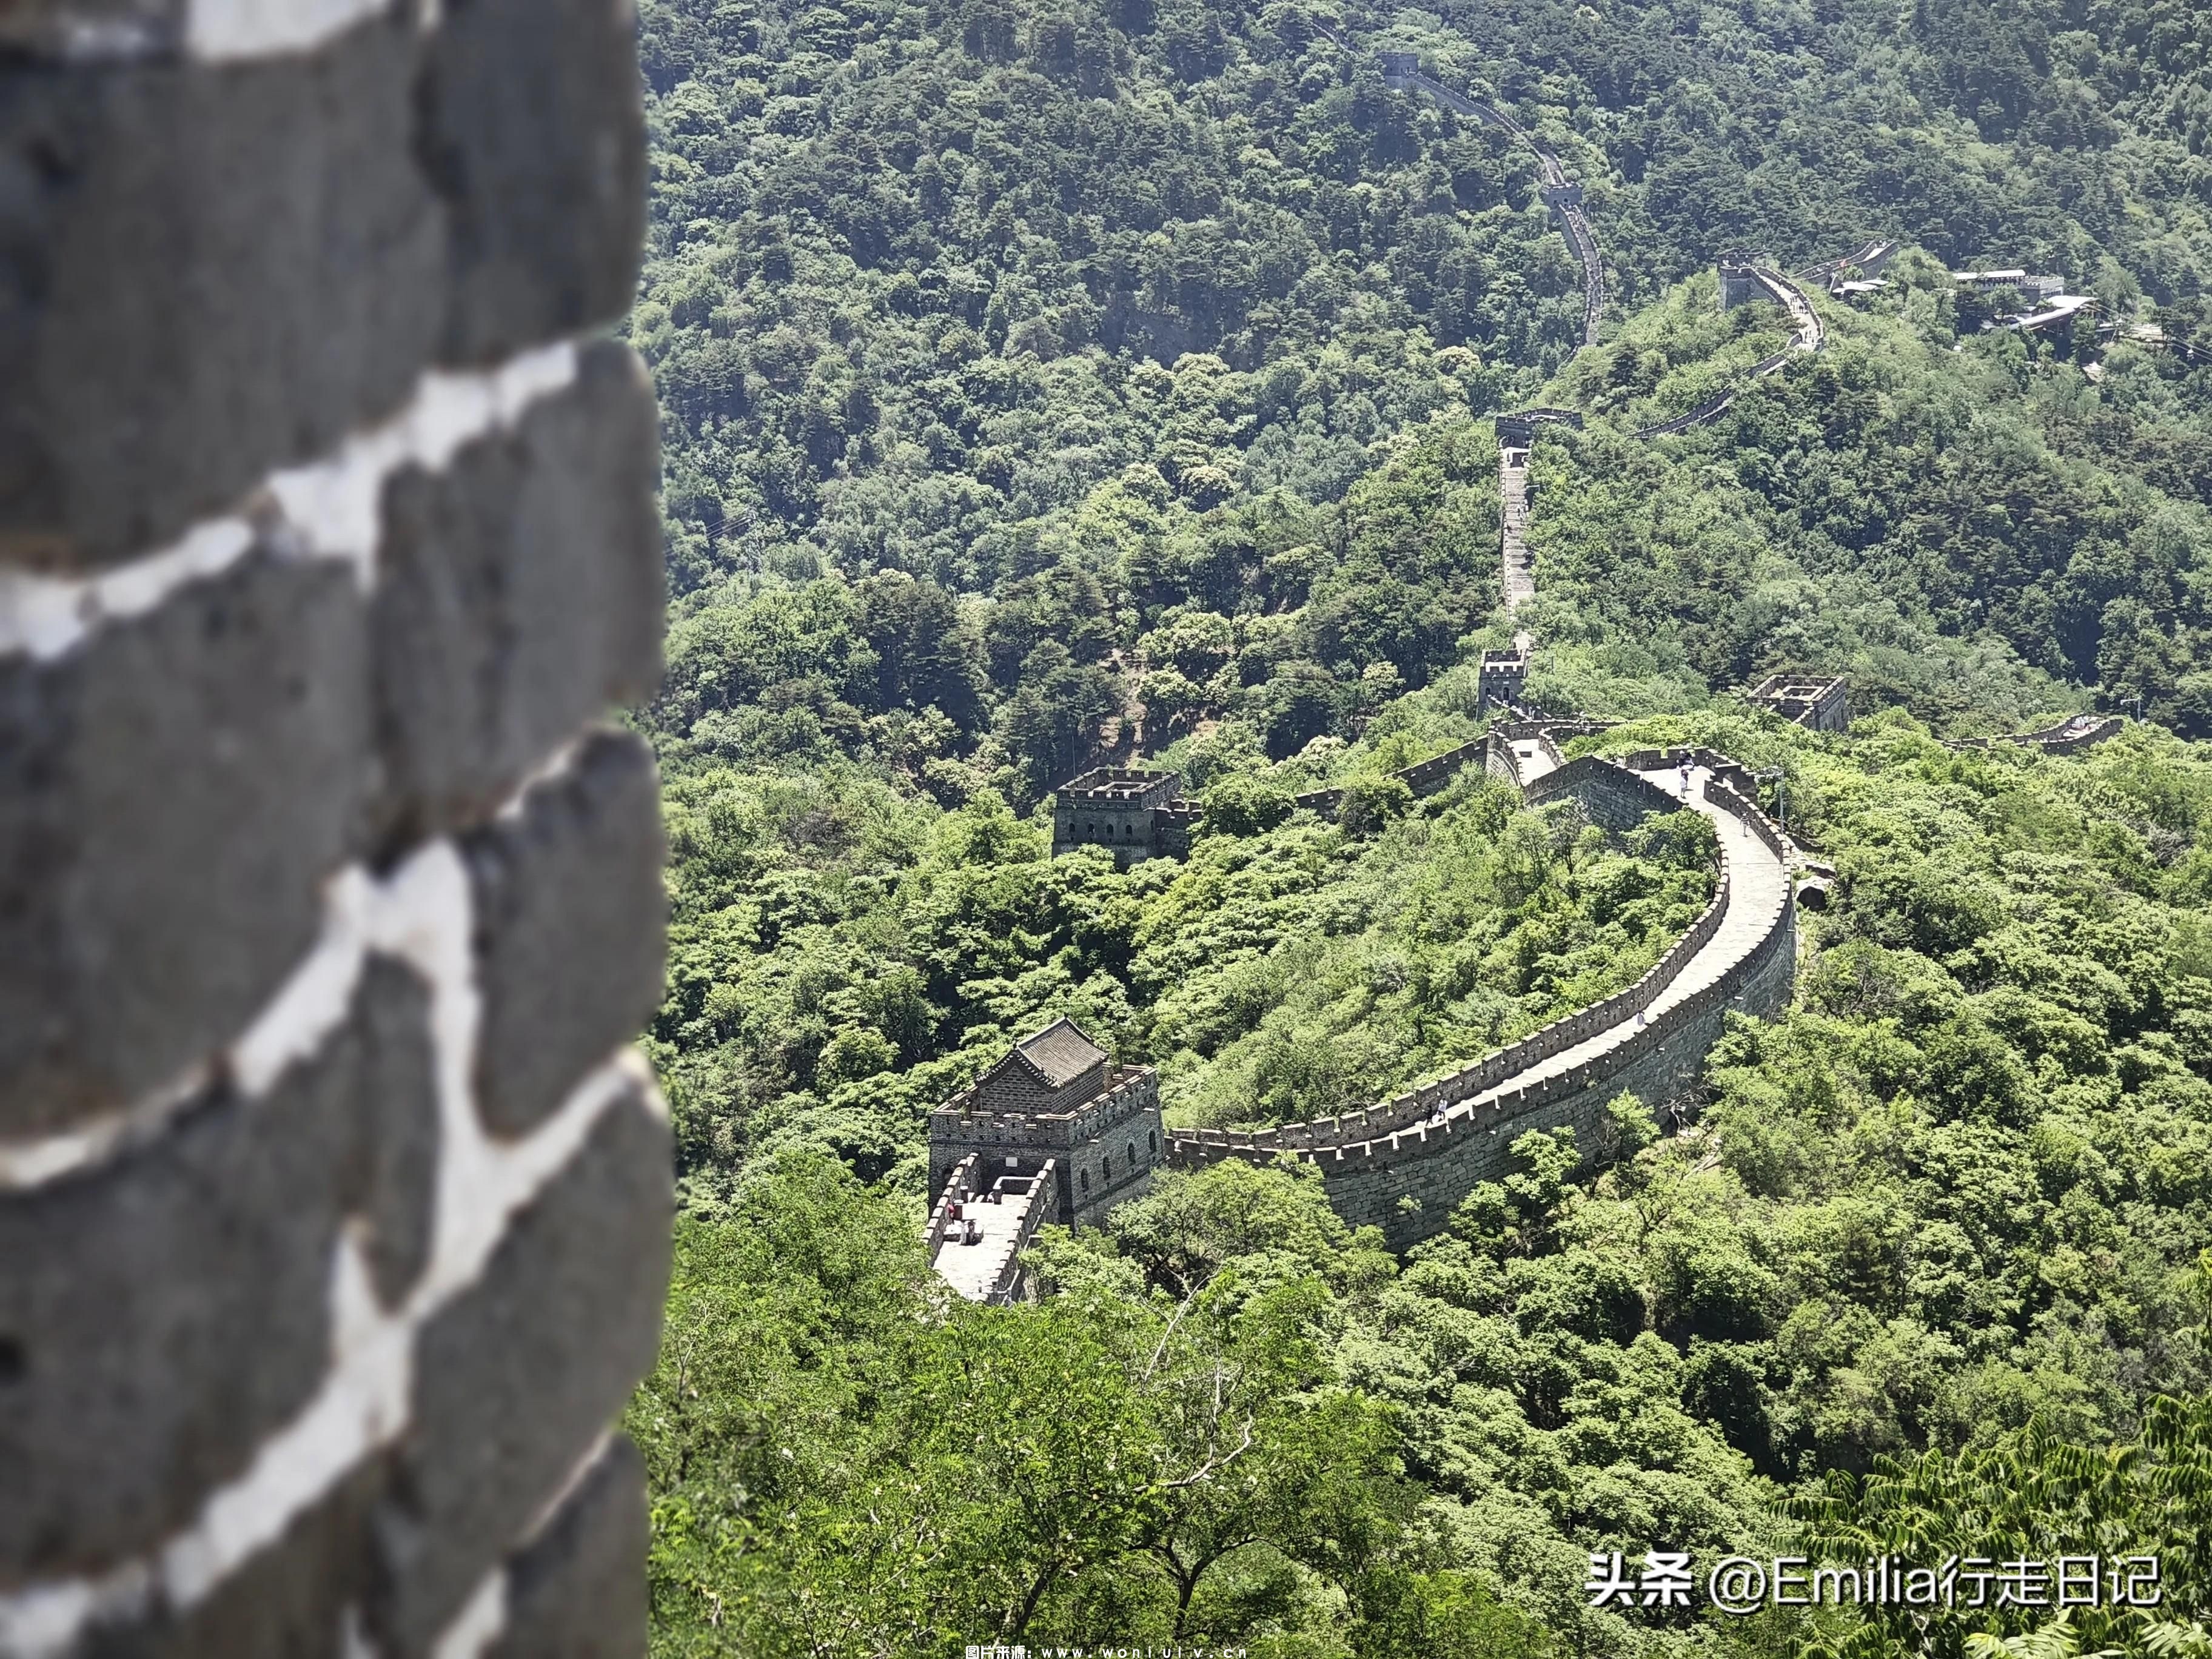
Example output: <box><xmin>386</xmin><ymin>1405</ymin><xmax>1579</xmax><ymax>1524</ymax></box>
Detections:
<box><xmin>929</xmin><ymin>1019</ymin><xmax>1166</xmax><ymax>1230</ymax></box>
<box><xmin>1477</xmin><ymin>648</ymin><xmax>1530</xmax><ymax>711</ymax></box>
<box><xmin>1050</xmin><ymin>767</ymin><xmax>1197</xmax><ymax>865</ymax></box>
<box><xmin>1</xmin><ymin>2</ymin><xmax>669</xmax><ymax>1654</ymax></box>
<box><xmin>1718</xmin><ymin>258</ymin><xmax>1762</xmax><ymax>310</ymax></box>
<box><xmin>1747</xmin><ymin>672</ymin><xmax>1849</xmax><ymax>732</ymax></box>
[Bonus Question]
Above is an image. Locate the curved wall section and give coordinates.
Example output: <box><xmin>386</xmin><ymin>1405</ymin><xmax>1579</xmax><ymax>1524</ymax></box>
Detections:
<box><xmin>1166</xmin><ymin>757</ymin><xmax>1798</xmax><ymax>1248</ymax></box>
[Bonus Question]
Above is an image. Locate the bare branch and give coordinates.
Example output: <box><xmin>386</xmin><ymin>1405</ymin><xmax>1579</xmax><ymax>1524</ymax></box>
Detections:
<box><xmin>1164</xmin><ymin>1418</ymin><xmax>1257</xmax><ymax>1487</ymax></box>
<box><xmin>1144</xmin><ymin>1272</ymin><xmax>1216</xmax><ymax>1382</ymax></box>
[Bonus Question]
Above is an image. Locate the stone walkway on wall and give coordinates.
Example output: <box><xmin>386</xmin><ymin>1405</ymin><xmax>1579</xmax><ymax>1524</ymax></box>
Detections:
<box><xmin>1500</xmin><ymin>446</ymin><xmax>1535</xmax><ymax>648</ymax></box>
<box><xmin>932</xmin><ymin>1193</ymin><xmax>1036</xmax><ymax>1301</ymax></box>
<box><xmin>1431</xmin><ymin>762</ymin><xmax>1788</xmax><ymax>1127</ymax></box>
<box><xmin>1506</xmin><ymin>732</ymin><xmax>1554</xmax><ymax>779</ymax></box>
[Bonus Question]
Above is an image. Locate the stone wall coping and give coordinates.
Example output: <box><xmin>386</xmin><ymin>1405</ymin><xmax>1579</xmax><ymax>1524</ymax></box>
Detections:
<box><xmin>1954</xmin><ymin>715</ymin><xmax>2123</xmax><ymax>753</ymax></box>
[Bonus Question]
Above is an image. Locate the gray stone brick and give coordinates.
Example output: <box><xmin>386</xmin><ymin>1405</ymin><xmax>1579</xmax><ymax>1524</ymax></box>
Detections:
<box><xmin>0</xmin><ymin>959</ymin><xmax>435</xmax><ymax>1586</ymax></box>
<box><xmin>0</xmin><ymin>15</ymin><xmax>443</xmax><ymax>572</ymax></box>
<box><xmin>485</xmin><ymin>1437</ymin><xmax>649</xmax><ymax>1659</ymax></box>
<box><xmin>372</xmin><ymin>342</ymin><xmax>664</xmax><ymax>843</ymax></box>
<box><xmin>339</xmin><ymin>959</ymin><xmax>443</xmax><ymax>1313</ymax></box>
<box><xmin>369</xmin><ymin>1092</ymin><xmax>671</xmax><ymax>1655</ymax></box>
<box><xmin>0</xmin><ymin>550</ymin><xmax>369</xmax><ymax>1136</ymax></box>
<box><xmin>417</xmin><ymin>0</ymin><xmax>646</xmax><ymax>364</ymax></box>
<box><xmin>461</xmin><ymin>729</ymin><xmax>666</xmax><ymax>1139</ymax></box>
<box><xmin>76</xmin><ymin>1463</ymin><xmax>386</xmax><ymax>1659</ymax></box>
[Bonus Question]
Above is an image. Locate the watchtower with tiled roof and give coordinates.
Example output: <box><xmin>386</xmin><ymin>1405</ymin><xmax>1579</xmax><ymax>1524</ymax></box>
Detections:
<box><xmin>928</xmin><ymin>1018</ymin><xmax>1166</xmax><ymax>1230</ymax></box>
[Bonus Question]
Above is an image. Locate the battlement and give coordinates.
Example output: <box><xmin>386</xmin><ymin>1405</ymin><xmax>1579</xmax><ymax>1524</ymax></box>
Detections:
<box><xmin>1954</xmin><ymin>714</ymin><xmax>2123</xmax><ymax>754</ymax></box>
<box><xmin>934</xmin><ymin>1059</ymin><xmax>1155</xmax><ymax>1135</ymax></box>
<box><xmin>1478</xmin><ymin>649</ymin><xmax>1530</xmax><ymax>711</ymax></box>
<box><xmin>1496</xmin><ymin>407</ymin><xmax>1585</xmax><ymax>447</ymax></box>
<box><xmin>1954</xmin><ymin>269</ymin><xmax>2063</xmax><ymax>298</ymax></box>
<box><xmin>1718</xmin><ymin>258</ymin><xmax>1765</xmax><ymax>310</ymax></box>
<box><xmin>1055</xmin><ymin>767</ymin><xmax>1183</xmax><ymax>805</ymax></box>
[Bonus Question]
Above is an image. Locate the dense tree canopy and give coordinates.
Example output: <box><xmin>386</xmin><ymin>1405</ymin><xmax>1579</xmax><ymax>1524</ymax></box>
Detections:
<box><xmin>625</xmin><ymin>0</ymin><xmax>2212</xmax><ymax>1650</ymax></box>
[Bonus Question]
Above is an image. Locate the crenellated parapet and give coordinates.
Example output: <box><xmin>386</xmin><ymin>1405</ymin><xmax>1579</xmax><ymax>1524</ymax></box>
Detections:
<box><xmin>1953</xmin><ymin>714</ymin><xmax>2123</xmax><ymax>754</ymax></box>
<box><xmin>1174</xmin><ymin>853</ymin><xmax>1732</xmax><ymax>1161</ymax></box>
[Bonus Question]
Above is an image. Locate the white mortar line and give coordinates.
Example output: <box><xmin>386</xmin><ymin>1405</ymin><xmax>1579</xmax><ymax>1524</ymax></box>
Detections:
<box><xmin>0</xmin><ymin>343</ymin><xmax>578</xmax><ymax>666</ymax></box>
<box><xmin>492</xmin><ymin>734</ymin><xmax>588</xmax><ymax>822</ymax></box>
<box><xmin>0</xmin><ymin>811</ymin><xmax>661</xmax><ymax>1654</ymax></box>
<box><xmin>426</xmin><ymin>1568</ymin><xmax>507</xmax><ymax>1659</ymax></box>
<box><xmin>186</xmin><ymin>0</ymin><xmax>392</xmax><ymax>61</ymax></box>
<box><xmin>398</xmin><ymin>1357</ymin><xmax>627</xmax><ymax>1659</ymax></box>
<box><xmin>340</xmin><ymin>1604</ymin><xmax>384</xmax><ymax>1659</ymax></box>
<box><xmin>229</xmin><ymin>868</ymin><xmax>380</xmax><ymax>1096</ymax></box>
<box><xmin>0</xmin><ymin>1066</ymin><xmax>213</xmax><ymax>1193</ymax></box>
<box><xmin>0</xmin><ymin>866</ymin><xmax>370</xmax><ymax>1191</ymax></box>
<box><xmin>0</xmin><ymin>866</ymin><xmax>375</xmax><ymax>1191</ymax></box>
<box><xmin>161</xmin><ymin>1234</ymin><xmax>410</xmax><ymax>1608</ymax></box>
<box><xmin>521</xmin><ymin>1430</ymin><xmax>617</xmax><ymax>1546</ymax></box>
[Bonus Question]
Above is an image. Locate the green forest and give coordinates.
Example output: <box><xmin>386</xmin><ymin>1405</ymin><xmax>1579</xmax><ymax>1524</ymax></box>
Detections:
<box><xmin>618</xmin><ymin>0</ymin><xmax>2212</xmax><ymax>1651</ymax></box>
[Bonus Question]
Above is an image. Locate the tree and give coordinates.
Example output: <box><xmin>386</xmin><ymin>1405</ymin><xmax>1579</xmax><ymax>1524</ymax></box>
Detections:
<box><xmin>1792</xmin><ymin>1392</ymin><xmax>2212</xmax><ymax>1657</ymax></box>
<box><xmin>1198</xmin><ymin>771</ymin><xmax>1296</xmax><ymax>837</ymax></box>
<box><xmin>1337</xmin><ymin>773</ymin><xmax>1415</xmax><ymax>833</ymax></box>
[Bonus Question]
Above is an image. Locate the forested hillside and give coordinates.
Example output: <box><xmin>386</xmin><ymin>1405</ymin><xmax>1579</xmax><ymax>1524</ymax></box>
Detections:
<box><xmin>1529</xmin><ymin>255</ymin><xmax>2212</xmax><ymax>734</ymax></box>
<box><xmin>621</xmin><ymin>0</ymin><xmax>2212</xmax><ymax>1651</ymax></box>
<box><xmin>636</xmin><ymin>717</ymin><xmax>2212</xmax><ymax>1657</ymax></box>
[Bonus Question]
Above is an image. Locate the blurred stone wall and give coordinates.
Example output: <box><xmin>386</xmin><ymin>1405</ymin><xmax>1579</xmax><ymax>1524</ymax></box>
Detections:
<box><xmin>0</xmin><ymin>2</ymin><xmax>671</xmax><ymax>1652</ymax></box>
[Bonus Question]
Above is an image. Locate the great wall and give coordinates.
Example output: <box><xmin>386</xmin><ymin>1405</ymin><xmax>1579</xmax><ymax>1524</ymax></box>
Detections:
<box><xmin>1630</xmin><ymin>263</ymin><xmax>1825</xmax><ymax>438</ymax></box>
<box><xmin>1378</xmin><ymin>54</ymin><xmax>1605</xmax><ymax>348</ymax></box>
<box><xmin>1375</xmin><ymin>41</ymin><xmax>1828</xmax><ymax>443</ymax></box>
<box><xmin>921</xmin><ymin>23</ymin><xmax>2125</xmax><ymax>1301</ymax></box>
<box><xmin>950</xmin><ymin>720</ymin><xmax>1809</xmax><ymax>1289</ymax></box>
<box><xmin>1165</xmin><ymin>739</ymin><xmax>1798</xmax><ymax>1249</ymax></box>
<box><xmin>934</xmin><ymin>32</ymin><xmax>1842</xmax><ymax>1288</ymax></box>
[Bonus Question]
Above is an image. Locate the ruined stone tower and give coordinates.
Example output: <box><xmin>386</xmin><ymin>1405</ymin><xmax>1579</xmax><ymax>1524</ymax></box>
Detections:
<box><xmin>1</xmin><ymin>2</ymin><xmax>671</xmax><ymax>1652</ymax></box>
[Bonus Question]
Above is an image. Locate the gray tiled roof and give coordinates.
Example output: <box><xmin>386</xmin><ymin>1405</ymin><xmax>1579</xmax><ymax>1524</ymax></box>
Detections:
<box><xmin>1016</xmin><ymin>1017</ymin><xmax>1108</xmax><ymax>1087</ymax></box>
